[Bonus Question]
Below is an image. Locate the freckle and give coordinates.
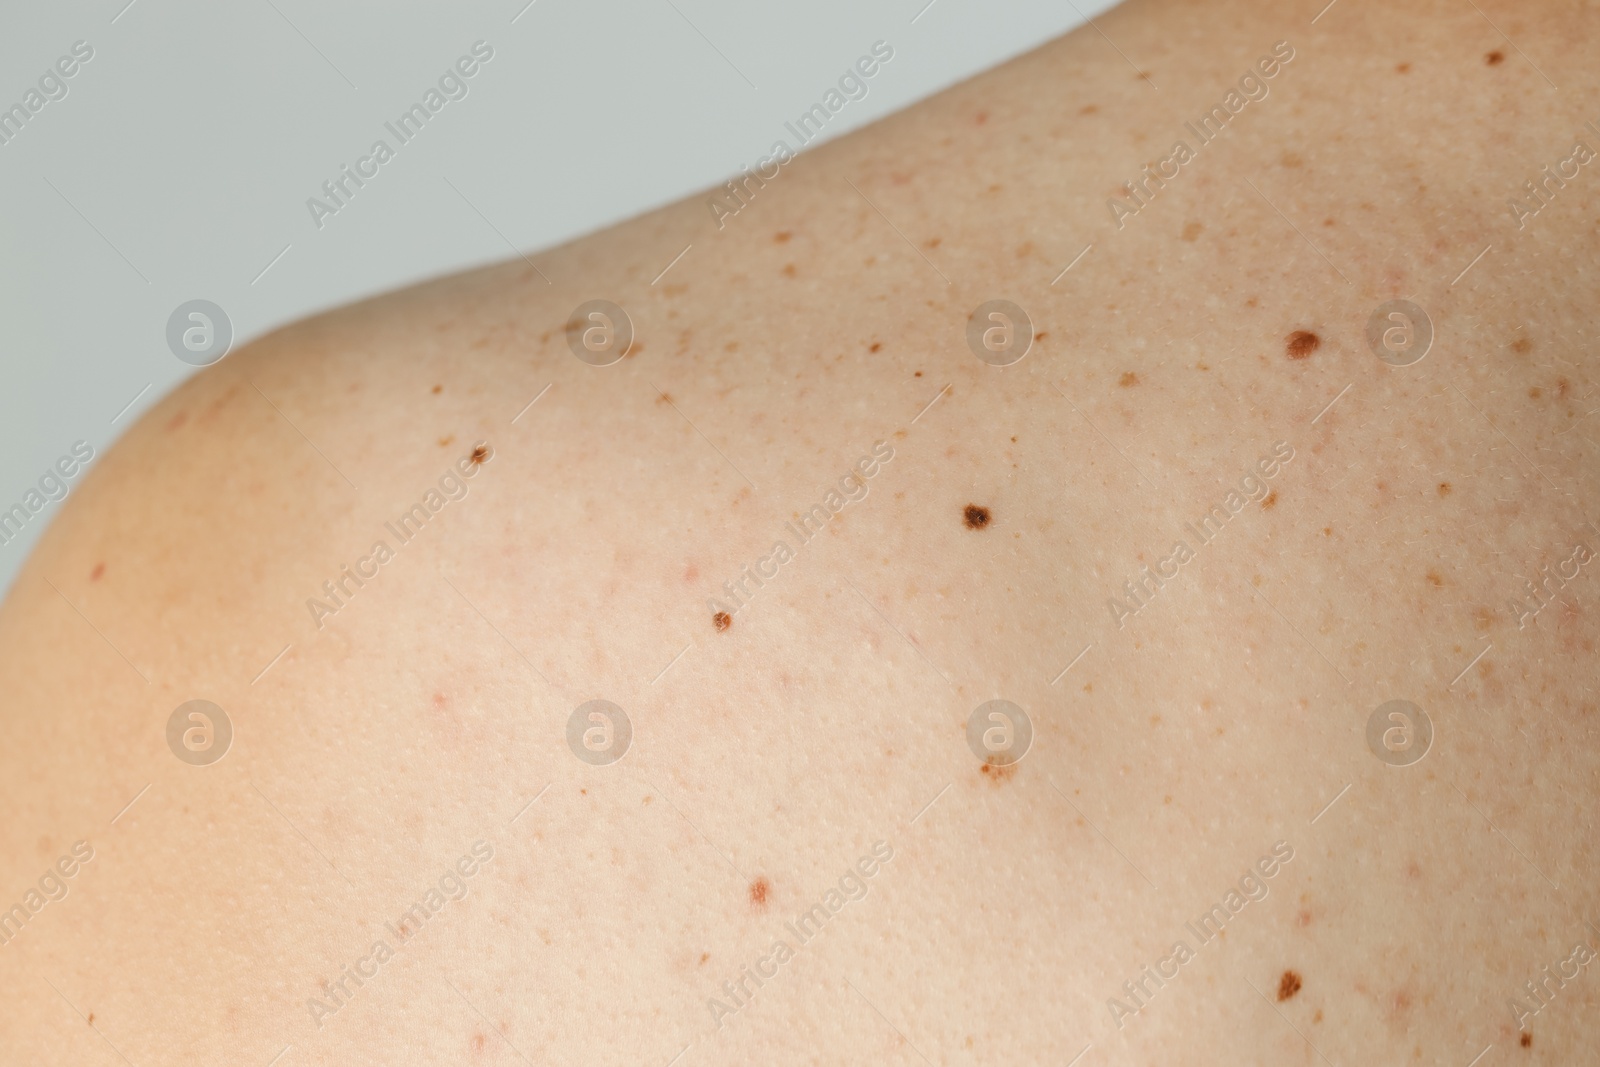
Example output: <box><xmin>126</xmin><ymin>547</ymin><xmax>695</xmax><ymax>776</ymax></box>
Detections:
<box><xmin>1010</xmin><ymin>436</ymin><xmax>1017</xmax><ymax>443</ymax></box>
<box><xmin>1246</xmin><ymin>296</ymin><xmax>1259</xmax><ymax>308</ymax></box>
<box><xmin>470</xmin><ymin>1033</ymin><xmax>486</xmax><ymax>1053</ymax></box>
<box><xmin>1281</xmin><ymin>151</ymin><xmax>1304</xmax><ymax>168</ymax></box>
<box><xmin>699</xmin><ymin>952</ymin><xmax>709</xmax><ymax>964</ymax></box>
<box><xmin>1285</xmin><ymin>330</ymin><xmax>1320</xmax><ymax>359</ymax></box>
<box><xmin>580</xmin><ymin>788</ymin><xmax>587</xmax><ymax>795</ymax></box>
<box><xmin>433</xmin><ymin>693</ymin><xmax>446</xmax><ymax>709</ymax></box>
<box><xmin>713</xmin><ymin>611</ymin><xmax>731</xmax><ymax>632</ymax></box>
<box><xmin>166</xmin><ymin>411</ymin><xmax>188</xmax><ymax>432</ymax></box>
<box><xmin>1277</xmin><ymin>971</ymin><xmax>1302</xmax><ymax>1001</ymax></box>
<box><xmin>656</xmin><ymin>392</ymin><xmax>673</xmax><ymax>405</ymax></box>
<box><xmin>87</xmin><ymin>1013</ymin><xmax>94</xmax><ymax>1025</ymax></box>
<box><xmin>1396</xmin><ymin>61</ymin><xmax>1411</xmax><ymax>73</ymax></box>
<box><xmin>1426</xmin><ymin>570</ymin><xmax>1442</xmax><ymax>587</ymax></box>
<box><xmin>439</xmin><ymin>435</ymin><xmax>455</xmax><ymax>447</ymax></box>
<box><xmin>431</xmin><ymin>384</ymin><xmax>442</xmax><ymax>394</ymax></box>
<box><xmin>627</xmin><ymin>342</ymin><xmax>643</xmax><ymax>357</ymax></box>
<box><xmin>1079</xmin><ymin>103</ymin><xmax>1098</xmax><ymax>114</ymax></box>
<box><xmin>1437</xmin><ymin>482</ymin><xmax>1451</xmax><ymax>496</ymax></box>
<box><xmin>1557</xmin><ymin>378</ymin><xmax>1570</xmax><ymax>397</ymax></box>
<box><xmin>870</xmin><ymin>342</ymin><xmax>882</xmax><ymax>352</ymax></box>
<box><xmin>1119</xmin><ymin>371</ymin><xmax>1140</xmax><ymax>387</ymax></box>
<box><xmin>963</xmin><ymin>504</ymin><xmax>991</xmax><ymax>529</ymax></box>
<box><xmin>643</xmin><ymin>796</ymin><xmax>652</xmax><ymax>804</ymax></box>
<box><xmin>979</xmin><ymin>756</ymin><xmax>1016</xmax><ymax>782</ymax></box>
<box><xmin>1036</xmin><ymin>331</ymin><xmax>1048</xmax><ymax>340</ymax></box>
<box><xmin>782</xmin><ymin>263</ymin><xmax>796</xmax><ymax>277</ymax></box>
<box><xmin>1181</xmin><ymin>221</ymin><xmax>1203</xmax><ymax>241</ymax></box>
<box><xmin>1486</xmin><ymin>50</ymin><xmax>1504</xmax><ymax>64</ymax></box>
<box><xmin>1511</xmin><ymin>337</ymin><xmax>1532</xmax><ymax>353</ymax></box>
<box><xmin>1261</xmin><ymin>490</ymin><xmax>1278</xmax><ymax>510</ymax></box>
<box><xmin>1322</xmin><ymin>527</ymin><xmax>1332</xmax><ymax>536</ymax></box>
<box><xmin>1296</xmin><ymin>909</ymin><xmax>1313</xmax><ymax>927</ymax></box>
<box><xmin>1528</xmin><ymin>387</ymin><xmax>1541</xmax><ymax>399</ymax></box>
<box><xmin>90</xmin><ymin>563</ymin><xmax>104</xmax><ymax>581</ymax></box>
<box><xmin>1016</xmin><ymin>241</ymin><xmax>1034</xmax><ymax>258</ymax></box>
<box><xmin>1322</xmin><ymin>217</ymin><xmax>1335</xmax><ymax>227</ymax></box>
<box><xmin>914</xmin><ymin>370</ymin><xmax>922</xmax><ymax>377</ymax></box>
<box><xmin>724</xmin><ymin>341</ymin><xmax>739</xmax><ymax>352</ymax></box>
<box><xmin>749</xmin><ymin>878</ymin><xmax>769</xmax><ymax>906</ymax></box>
<box><xmin>774</xmin><ymin>231</ymin><xmax>791</xmax><ymax>243</ymax></box>
<box><xmin>925</xmin><ymin>237</ymin><xmax>942</xmax><ymax>248</ymax></box>
<box><xmin>1313</xmin><ymin>1009</ymin><xmax>1323</xmax><ymax>1023</ymax></box>
<box><xmin>1521</xmin><ymin>1033</ymin><xmax>1531</xmax><ymax>1048</ymax></box>
<box><xmin>974</xmin><ymin>111</ymin><xmax>988</xmax><ymax>124</ymax></box>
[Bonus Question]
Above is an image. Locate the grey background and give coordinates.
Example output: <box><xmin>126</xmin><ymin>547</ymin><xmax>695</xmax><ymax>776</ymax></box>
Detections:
<box><xmin>0</xmin><ymin>0</ymin><xmax>1118</xmax><ymax>597</ymax></box>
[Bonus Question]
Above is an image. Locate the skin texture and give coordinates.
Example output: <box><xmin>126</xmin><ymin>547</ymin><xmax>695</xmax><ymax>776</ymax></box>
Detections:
<box><xmin>3</xmin><ymin>0</ymin><xmax>1599</xmax><ymax>1063</ymax></box>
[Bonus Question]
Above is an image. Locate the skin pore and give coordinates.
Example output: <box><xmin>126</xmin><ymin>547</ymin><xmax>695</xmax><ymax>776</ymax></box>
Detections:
<box><xmin>2</xmin><ymin>0</ymin><xmax>1598</xmax><ymax>1063</ymax></box>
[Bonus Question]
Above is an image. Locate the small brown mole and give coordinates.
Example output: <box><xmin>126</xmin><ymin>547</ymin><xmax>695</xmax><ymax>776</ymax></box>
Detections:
<box><xmin>1261</xmin><ymin>490</ymin><xmax>1278</xmax><ymax>510</ymax></box>
<box><xmin>438</xmin><ymin>435</ymin><xmax>455</xmax><ymax>447</ymax></box>
<box><xmin>774</xmin><ymin>231</ymin><xmax>791</xmax><ymax>243</ymax></box>
<box><xmin>1119</xmin><ymin>371</ymin><xmax>1141</xmax><ymax>387</ymax></box>
<box><xmin>1396</xmin><ymin>61</ymin><xmax>1411</xmax><ymax>73</ymax></box>
<box><xmin>979</xmin><ymin>756</ymin><xmax>1017</xmax><ymax>782</ymax></box>
<box><xmin>749</xmin><ymin>878</ymin><xmax>769</xmax><ymax>906</ymax></box>
<box><xmin>699</xmin><ymin>952</ymin><xmax>710</xmax><ymax>965</ymax></box>
<box><xmin>713</xmin><ymin>611</ymin><xmax>732</xmax><ymax>632</ymax></box>
<box><xmin>781</xmin><ymin>263</ymin><xmax>796</xmax><ymax>277</ymax></box>
<box><xmin>1181</xmin><ymin>221</ymin><xmax>1204</xmax><ymax>241</ymax></box>
<box><xmin>870</xmin><ymin>342</ymin><xmax>882</xmax><ymax>352</ymax></box>
<box><xmin>1486</xmin><ymin>50</ymin><xmax>1504</xmax><ymax>65</ymax></box>
<box><xmin>1285</xmin><ymin>330</ymin><xmax>1321</xmax><ymax>359</ymax></box>
<box><xmin>1277</xmin><ymin>970</ymin><xmax>1302</xmax><ymax>1001</ymax></box>
<box><xmin>469</xmin><ymin>444</ymin><xmax>489</xmax><ymax>466</ymax></box>
<box><xmin>1521</xmin><ymin>1032</ymin><xmax>1531</xmax><ymax>1048</ymax></box>
<box><xmin>89</xmin><ymin>563</ymin><xmax>104</xmax><ymax>581</ymax></box>
<box><xmin>914</xmin><ymin>370</ymin><xmax>923</xmax><ymax>377</ymax></box>
<box><xmin>87</xmin><ymin>1013</ymin><xmax>94</xmax><ymax>1025</ymax></box>
<box><xmin>431</xmin><ymin>384</ymin><xmax>442</xmax><ymax>394</ymax></box>
<box><xmin>1437</xmin><ymin>482</ymin><xmax>1452</xmax><ymax>497</ymax></box>
<box><xmin>964</xmin><ymin>505</ymin><xmax>991</xmax><ymax>530</ymax></box>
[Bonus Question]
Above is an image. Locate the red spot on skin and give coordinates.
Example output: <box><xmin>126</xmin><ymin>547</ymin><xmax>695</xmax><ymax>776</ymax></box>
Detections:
<box><xmin>90</xmin><ymin>563</ymin><xmax>105</xmax><ymax>581</ymax></box>
<box><xmin>749</xmin><ymin>878</ymin><xmax>769</xmax><ymax>906</ymax></box>
<box><xmin>433</xmin><ymin>693</ymin><xmax>447</xmax><ymax>709</ymax></box>
<box><xmin>713</xmin><ymin>611</ymin><xmax>731</xmax><ymax>632</ymax></box>
<box><xmin>1261</xmin><ymin>490</ymin><xmax>1278</xmax><ymax>510</ymax></box>
<box><xmin>1296</xmin><ymin>909</ymin><xmax>1313</xmax><ymax>927</ymax></box>
<box><xmin>1286</xmin><ymin>331</ymin><xmax>1321</xmax><ymax>359</ymax></box>
<box><xmin>1486</xmin><ymin>50</ymin><xmax>1504</xmax><ymax>65</ymax></box>
<box><xmin>1277</xmin><ymin>971</ymin><xmax>1302</xmax><ymax>1000</ymax></box>
<box><xmin>964</xmin><ymin>505</ymin><xmax>991</xmax><ymax>529</ymax></box>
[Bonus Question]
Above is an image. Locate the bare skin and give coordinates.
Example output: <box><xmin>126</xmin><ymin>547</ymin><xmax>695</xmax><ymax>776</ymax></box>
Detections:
<box><xmin>3</xmin><ymin>0</ymin><xmax>1598</xmax><ymax>1063</ymax></box>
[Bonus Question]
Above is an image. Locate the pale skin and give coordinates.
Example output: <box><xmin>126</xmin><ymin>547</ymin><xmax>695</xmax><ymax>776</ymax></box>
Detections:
<box><xmin>2</xmin><ymin>0</ymin><xmax>1598</xmax><ymax>1062</ymax></box>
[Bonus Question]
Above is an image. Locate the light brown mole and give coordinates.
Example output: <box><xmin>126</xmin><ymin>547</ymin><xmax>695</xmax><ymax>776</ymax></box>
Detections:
<box><xmin>89</xmin><ymin>563</ymin><xmax>104</xmax><ymax>581</ymax></box>
<box><xmin>773</xmin><ymin>231</ymin><xmax>791</xmax><ymax>243</ymax></box>
<box><xmin>1437</xmin><ymin>482</ymin><xmax>1451</xmax><ymax>497</ymax></box>
<box><xmin>1285</xmin><ymin>331</ymin><xmax>1320</xmax><ymax>359</ymax></box>
<box><xmin>964</xmin><ymin>505</ymin><xmax>991</xmax><ymax>529</ymax></box>
<box><xmin>431</xmin><ymin>384</ymin><xmax>442</xmax><ymax>394</ymax></box>
<box><xmin>1261</xmin><ymin>490</ymin><xmax>1278</xmax><ymax>510</ymax></box>
<box><xmin>713</xmin><ymin>611</ymin><xmax>731</xmax><ymax>632</ymax></box>
<box><xmin>469</xmin><ymin>445</ymin><xmax>489</xmax><ymax>466</ymax></box>
<box><xmin>749</xmin><ymin>878</ymin><xmax>769</xmax><ymax>906</ymax></box>
<box><xmin>1277</xmin><ymin>971</ymin><xmax>1302</xmax><ymax>1001</ymax></box>
<box><xmin>1486</xmin><ymin>50</ymin><xmax>1504</xmax><ymax>65</ymax></box>
<box><xmin>1119</xmin><ymin>371</ymin><xmax>1141</xmax><ymax>387</ymax></box>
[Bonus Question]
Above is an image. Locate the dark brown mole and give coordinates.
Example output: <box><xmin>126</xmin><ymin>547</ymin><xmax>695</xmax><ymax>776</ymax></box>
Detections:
<box><xmin>914</xmin><ymin>370</ymin><xmax>923</xmax><ymax>377</ymax></box>
<box><xmin>431</xmin><ymin>384</ymin><xmax>442</xmax><ymax>394</ymax></box>
<box><xmin>1277</xmin><ymin>970</ymin><xmax>1302</xmax><ymax>1001</ymax></box>
<box><xmin>469</xmin><ymin>444</ymin><xmax>489</xmax><ymax>466</ymax></box>
<box><xmin>1521</xmin><ymin>1032</ymin><xmax>1531</xmax><ymax>1048</ymax></box>
<box><xmin>1437</xmin><ymin>482</ymin><xmax>1451</xmax><ymax>497</ymax></box>
<box><xmin>1486</xmin><ymin>50</ymin><xmax>1504</xmax><ymax>65</ymax></box>
<box><xmin>749</xmin><ymin>878</ymin><xmax>769</xmax><ymax>906</ymax></box>
<box><xmin>89</xmin><ymin>563</ymin><xmax>104</xmax><ymax>581</ymax></box>
<box><xmin>870</xmin><ymin>342</ymin><xmax>882</xmax><ymax>352</ymax></box>
<box><xmin>713</xmin><ymin>611</ymin><xmax>731</xmax><ymax>632</ymax></box>
<box><xmin>1261</xmin><ymin>490</ymin><xmax>1278</xmax><ymax>510</ymax></box>
<box><xmin>964</xmin><ymin>505</ymin><xmax>991</xmax><ymax>530</ymax></box>
<box><xmin>1285</xmin><ymin>331</ymin><xmax>1320</xmax><ymax>359</ymax></box>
